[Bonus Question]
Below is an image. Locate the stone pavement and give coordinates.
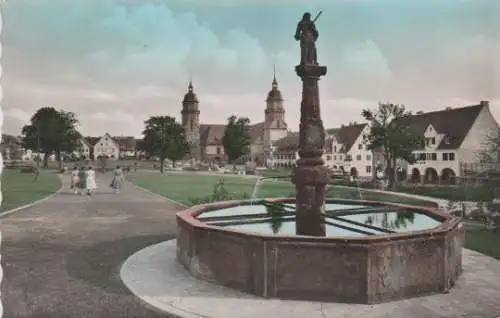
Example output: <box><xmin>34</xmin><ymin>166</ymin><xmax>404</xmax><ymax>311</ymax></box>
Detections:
<box><xmin>122</xmin><ymin>240</ymin><xmax>500</xmax><ymax>318</ymax></box>
<box><xmin>1</xmin><ymin>172</ymin><xmax>184</xmax><ymax>318</ymax></box>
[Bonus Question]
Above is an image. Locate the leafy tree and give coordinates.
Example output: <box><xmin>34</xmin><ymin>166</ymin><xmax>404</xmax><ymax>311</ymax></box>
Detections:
<box><xmin>222</xmin><ymin>115</ymin><xmax>251</xmax><ymax>167</ymax></box>
<box><xmin>362</xmin><ymin>103</ymin><xmax>421</xmax><ymax>190</ymax></box>
<box><xmin>479</xmin><ymin>127</ymin><xmax>500</xmax><ymax>164</ymax></box>
<box><xmin>141</xmin><ymin>116</ymin><xmax>189</xmax><ymax>173</ymax></box>
<box><xmin>21</xmin><ymin>107</ymin><xmax>81</xmax><ymax>168</ymax></box>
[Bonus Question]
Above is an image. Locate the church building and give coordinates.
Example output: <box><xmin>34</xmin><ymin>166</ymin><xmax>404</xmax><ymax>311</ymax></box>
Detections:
<box><xmin>180</xmin><ymin>71</ymin><xmax>288</xmax><ymax>164</ymax></box>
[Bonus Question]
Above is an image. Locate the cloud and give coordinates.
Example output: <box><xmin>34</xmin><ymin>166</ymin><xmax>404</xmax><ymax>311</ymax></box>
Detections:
<box><xmin>2</xmin><ymin>1</ymin><xmax>499</xmax><ymax>137</ymax></box>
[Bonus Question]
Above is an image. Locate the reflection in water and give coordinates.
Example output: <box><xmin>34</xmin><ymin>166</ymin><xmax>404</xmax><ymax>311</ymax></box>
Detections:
<box><xmin>265</xmin><ymin>203</ymin><xmax>286</xmax><ymax>234</ymax></box>
<box><xmin>365</xmin><ymin>211</ymin><xmax>415</xmax><ymax>230</ymax></box>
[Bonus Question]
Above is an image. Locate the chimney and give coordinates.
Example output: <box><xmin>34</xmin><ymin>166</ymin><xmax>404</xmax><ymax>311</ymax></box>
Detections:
<box><xmin>480</xmin><ymin>100</ymin><xmax>489</xmax><ymax>107</ymax></box>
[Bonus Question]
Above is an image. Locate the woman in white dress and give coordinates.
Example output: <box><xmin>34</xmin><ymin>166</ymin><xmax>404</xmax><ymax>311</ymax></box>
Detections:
<box><xmin>110</xmin><ymin>165</ymin><xmax>124</xmax><ymax>193</ymax></box>
<box><xmin>70</xmin><ymin>166</ymin><xmax>79</xmax><ymax>194</ymax></box>
<box><xmin>86</xmin><ymin>166</ymin><xmax>97</xmax><ymax>196</ymax></box>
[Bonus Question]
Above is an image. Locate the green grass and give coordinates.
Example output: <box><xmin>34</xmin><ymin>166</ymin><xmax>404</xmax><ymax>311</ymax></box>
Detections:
<box><xmin>465</xmin><ymin>228</ymin><xmax>500</xmax><ymax>260</ymax></box>
<box><xmin>1</xmin><ymin>169</ymin><xmax>62</xmax><ymax>212</ymax></box>
<box><xmin>395</xmin><ymin>185</ymin><xmax>493</xmax><ymax>202</ymax></box>
<box><xmin>127</xmin><ymin>172</ymin><xmax>437</xmax><ymax>207</ymax></box>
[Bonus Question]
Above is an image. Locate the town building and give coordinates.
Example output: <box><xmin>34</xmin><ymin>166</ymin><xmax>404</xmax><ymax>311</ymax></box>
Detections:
<box><xmin>403</xmin><ymin>101</ymin><xmax>499</xmax><ymax>184</ymax></box>
<box><xmin>271</xmin><ymin>123</ymin><xmax>378</xmax><ymax>179</ymax></box>
<box><xmin>180</xmin><ymin>70</ymin><xmax>288</xmax><ymax>164</ymax></box>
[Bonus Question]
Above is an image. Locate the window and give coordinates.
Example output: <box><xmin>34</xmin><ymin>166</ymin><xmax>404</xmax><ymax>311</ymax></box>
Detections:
<box><xmin>339</xmin><ymin>156</ymin><xmax>343</xmax><ymax>161</ymax></box>
<box><xmin>333</xmin><ymin>146</ymin><xmax>337</xmax><ymax>152</ymax></box>
<box><xmin>345</xmin><ymin>155</ymin><xmax>352</xmax><ymax>161</ymax></box>
<box><xmin>449</xmin><ymin>153</ymin><xmax>455</xmax><ymax>161</ymax></box>
<box><xmin>333</xmin><ymin>155</ymin><xmax>337</xmax><ymax>161</ymax></box>
<box><xmin>442</xmin><ymin>153</ymin><xmax>449</xmax><ymax>161</ymax></box>
<box><xmin>366</xmin><ymin>155</ymin><xmax>371</xmax><ymax>161</ymax></box>
<box><xmin>431</xmin><ymin>153</ymin><xmax>437</xmax><ymax>160</ymax></box>
<box><xmin>326</xmin><ymin>155</ymin><xmax>332</xmax><ymax>161</ymax></box>
<box><xmin>358</xmin><ymin>144</ymin><xmax>363</xmax><ymax>150</ymax></box>
<box><xmin>431</xmin><ymin>137</ymin><xmax>436</xmax><ymax>145</ymax></box>
<box><xmin>366</xmin><ymin>166</ymin><xmax>372</xmax><ymax>173</ymax></box>
<box><xmin>418</xmin><ymin>153</ymin><xmax>426</xmax><ymax>161</ymax></box>
<box><xmin>356</xmin><ymin>155</ymin><xmax>362</xmax><ymax>161</ymax></box>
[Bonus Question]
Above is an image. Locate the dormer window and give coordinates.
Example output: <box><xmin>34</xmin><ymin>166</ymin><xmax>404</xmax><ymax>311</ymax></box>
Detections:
<box><xmin>444</xmin><ymin>136</ymin><xmax>451</xmax><ymax>144</ymax></box>
<box><xmin>358</xmin><ymin>144</ymin><xmax>363</xmax><ymax>150</ymax></box>
<box><xmin>431</xmin><ymin>137</ymin><xmax>435</xmax><ymax>145</ymax></box>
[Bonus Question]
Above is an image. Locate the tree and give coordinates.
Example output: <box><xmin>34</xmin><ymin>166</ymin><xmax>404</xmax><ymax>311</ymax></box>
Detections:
<box><xmin>21</xmin><ymin>107</ymin><xmax>81</xmax><ymax>168</ymax></box>
<box><xmin>141</xmin><ymin>116</ymin><xmax>189</xmax><ymax>173</ymax></box>
<box><xmin>362</xmin><ymin>103</ymin><xmax>421</xmax><ymax>190</ymax></box>
<box><xmin>479</xmin><ymin>127</ymin><xmax>500</xmax><ymax>164</ymax></box>
<box><xmin>222</xmin><ymin>115</ymin><xmax>251</xmax><ymax>166</ymax></box>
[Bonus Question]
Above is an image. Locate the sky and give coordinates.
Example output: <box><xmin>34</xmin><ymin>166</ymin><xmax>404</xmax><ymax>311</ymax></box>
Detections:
<box><xmin>1</xmin><ymin>0</ymin><xmax>499</xmax><ymax>137</ymax></box>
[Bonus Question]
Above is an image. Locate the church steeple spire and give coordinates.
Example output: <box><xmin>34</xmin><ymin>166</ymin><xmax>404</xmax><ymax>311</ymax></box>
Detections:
<box><xmin>272</xmin><ymin>64</ymin><xmax>278</xmax><ymax>88</ymax></box>
<box><xmin>188</xmin><ymin>80</ymin><xmax>194</xmax><ymax>92</ymax></box>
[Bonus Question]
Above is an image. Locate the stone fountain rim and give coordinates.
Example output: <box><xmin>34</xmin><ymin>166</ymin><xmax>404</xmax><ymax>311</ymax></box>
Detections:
<box><xmin>176</xmin><ymin>198</ymin><xmax>461</xmax><ymax>244</ymax></box>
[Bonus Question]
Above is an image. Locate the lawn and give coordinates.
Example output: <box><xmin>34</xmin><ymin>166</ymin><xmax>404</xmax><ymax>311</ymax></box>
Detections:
<box><xmin>1</xmin><ymin>169</ymin><xmax>62</xmax><ymax>213</ymax></box>
<box><xmin>465</xmin><ymin>228</ymin><xmax>500</xmax><ymax>261</ymax></box>
<box><xmin>127</xmin><ymin>171</ymin><xmax>437</xmax><ymax>207</ymax></box>
<box><xmin>395</xmin><ymin>185</ymin><xmax>493</xmax><ymax>202</ymax></box>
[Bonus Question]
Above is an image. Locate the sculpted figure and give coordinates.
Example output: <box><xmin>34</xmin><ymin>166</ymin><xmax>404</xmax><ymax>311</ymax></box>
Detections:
<box><xmin>294</xmin><ymin>12</ymin><xmax>320</xmax><ymax>65</ymax></box>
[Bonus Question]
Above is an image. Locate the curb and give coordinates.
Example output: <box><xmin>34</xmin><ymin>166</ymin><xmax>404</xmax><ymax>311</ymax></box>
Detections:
<box><xmin>0</xmin><ymin>173</ymin><xmax>64</xmax><ymax>218</ymax></box>
<box><xmin>128</xmin><ymin>182</ymin><xmax>188</xmax><ymax>209</ymax></box>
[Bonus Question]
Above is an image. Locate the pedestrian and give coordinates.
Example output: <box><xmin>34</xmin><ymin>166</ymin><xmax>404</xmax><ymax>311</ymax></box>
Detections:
<box><xmin>86</xmin><ymin>166</ymin><xmax>97</xmax><ymax>196</ymax></box>
<box><xmin>77</xmin><ymin>166</ymin><xmax>87</xmax><ymax>195</ymax></box>
<box><xmin>110</xmin><ymin>165</ymin><xmax>124</xmax><ymax>193</ymax></box>
<box><xmin>70</xmin><ymin>166</ymin><xmax>79</xmax><ymax>194</ymax></box>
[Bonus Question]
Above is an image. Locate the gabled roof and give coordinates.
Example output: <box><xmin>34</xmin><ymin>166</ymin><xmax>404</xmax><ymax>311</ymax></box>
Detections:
<box><xmin>333</xmin><ymin>123</ymin><xmax>367</xmax><ymax>153</ymax></box>
<box><xmin>399</xmin><ymin>102</ymin><xmax>487</xmax><ymax>150</ymax></box>
<box><xmin>113</xmin><ymin>136</ymin><xmax>137</xmax><ymax>151</ymax></box>
<box><xmin>200</xmin><ymin>124</ymin><xmax>226</xmax><ymax>146</ymax></box>
<box><xmin>273</xmin><ymin>132</ymin><xmax>299</xmax><ymax>152</ymax></box>
<box><xmin>84</xmin><ymin>137</ymin><xmax>100</xmax><ymax>146</ymax></box>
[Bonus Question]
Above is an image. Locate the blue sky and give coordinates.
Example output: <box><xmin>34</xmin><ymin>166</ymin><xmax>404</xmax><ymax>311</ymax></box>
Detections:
<box><xmin>2</xmin><ymin>0</ymin><xmax>499</xmax><ymax>136</ymax></box>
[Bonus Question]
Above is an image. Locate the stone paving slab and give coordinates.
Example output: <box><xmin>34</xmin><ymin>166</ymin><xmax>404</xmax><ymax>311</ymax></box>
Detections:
<box><xmin>2</xmin><ymin>173</ymin><xmax>183</xmax><ymax>317</ymax></box>
<box><xmin>121</xmin><ymin>239</ymin><xmax>500</xmax><ymax>318</ymax></box>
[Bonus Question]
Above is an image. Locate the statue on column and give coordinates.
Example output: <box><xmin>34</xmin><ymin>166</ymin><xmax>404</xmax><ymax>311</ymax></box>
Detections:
<box><xmin>294</xmin><ymin>12</ymin><xmax>321</xmax><ymax>65</ymax></box>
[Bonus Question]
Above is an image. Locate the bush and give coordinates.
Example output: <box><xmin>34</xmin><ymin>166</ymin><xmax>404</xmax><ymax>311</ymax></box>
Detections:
<box><xmin>188</xmin><ymin>179</ymin><xmax>250</xmax><ymax>205</ymax></box>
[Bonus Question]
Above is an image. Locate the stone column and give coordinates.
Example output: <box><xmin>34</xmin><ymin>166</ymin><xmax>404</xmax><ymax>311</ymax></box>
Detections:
<box><xmin>292</xmin><ymin>64</ymin><xmax>328</xmax><ymax>237</ymax></box>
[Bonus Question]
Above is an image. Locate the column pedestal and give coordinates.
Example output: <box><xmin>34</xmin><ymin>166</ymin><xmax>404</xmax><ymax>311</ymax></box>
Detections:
<box><xmin>293</xmin><ymin>63</ymin><xmax>328</xmax><ymax>237</ymax></box>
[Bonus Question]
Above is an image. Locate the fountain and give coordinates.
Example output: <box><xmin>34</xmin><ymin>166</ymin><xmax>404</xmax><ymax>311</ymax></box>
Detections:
<box><xmin>176</xmin><ymin>12</ymin><xmax>463</xmax><ymax>304</ymax></box>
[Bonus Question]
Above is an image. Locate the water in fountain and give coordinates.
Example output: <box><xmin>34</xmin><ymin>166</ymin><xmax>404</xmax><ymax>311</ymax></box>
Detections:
<box><xmin>250</xmin><ymin>175</ymin><xmax>293</xmax><ymax>202</ymax></box>
<box><xmin>250</xmin><ymin>176</ymin><xmax>263</xmax><ymax>203</ymax></box>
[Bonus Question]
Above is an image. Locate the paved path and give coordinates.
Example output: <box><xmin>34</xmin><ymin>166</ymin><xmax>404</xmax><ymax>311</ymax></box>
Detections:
<box><xmin>1</xmin><ymin>173</ymin><xmax>184</xmax><ymax>318</ymax></box>
<box><xmin>122</xmin><ymin>240</ymin><xmax>500</xmax><ymax>318</ymax></box>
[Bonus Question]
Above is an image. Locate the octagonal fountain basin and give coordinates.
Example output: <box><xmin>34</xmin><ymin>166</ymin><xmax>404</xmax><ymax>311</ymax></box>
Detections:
<box><xmin>176</xmin><ymin>198</ymin><xmax>464</xmax><ymax>304</ymax></box>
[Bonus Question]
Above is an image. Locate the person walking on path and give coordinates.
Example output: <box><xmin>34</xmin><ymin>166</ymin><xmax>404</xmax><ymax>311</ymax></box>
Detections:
<box><xmin>70</xmin><ymin>166</ymin><xmax>79</xmax><ymax>194</ymax></box>
<box><xmin>110</xmin><ymin>165</ymin><xmax>124</xmax><ymax>193</ymax></box>
<box><xmin>77</xmin><ymin>166</ymin><xmax>87</xmax><ymax>195</ymax></box>
<box><xmin>86</xmin><ymin>166</ymin><xmax>97</xmax><ymax>196</ymax></box>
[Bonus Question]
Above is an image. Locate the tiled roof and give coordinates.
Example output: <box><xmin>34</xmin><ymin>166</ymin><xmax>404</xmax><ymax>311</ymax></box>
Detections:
<box><xmin>333</xmin><ymin>123</ymin><xmax>367</xmax><ymax>153</ymax></box>
<box><xmin>200</xmin><ymin>122</ymin><xmax>265</xmax><ymax>146</ymax></box>
<box><xmin>113</xmin><ymin>136</ymin><xmax>137</xmax><ymax>151</ymax></box>
<box><xmin>274</xmin><ymin>123</ymin><xmax>367</xmax><ymax>154</ymax></box>
<box><xmin>84</xmin><ymin>137</ymin><xmax>100</xmax><ymax>146</ymax></box>
<box><xmin>249</xmin><ymin>122</ymin><xmax>265</xmax><ymax>143</ymax></box>
<box><xmin>200</xmin><ymin>124</ymin><xmax>226</xmax><ymax>146</ymax></box>
<box><xmin>274</xmin><ymin>132</ymin><xmax>299</xmax><ymax>151</ymax></box>
<box><xmin>398</xmin><ymin>102</ymin><xmax>487</xmax><ymax>150</ymax></box>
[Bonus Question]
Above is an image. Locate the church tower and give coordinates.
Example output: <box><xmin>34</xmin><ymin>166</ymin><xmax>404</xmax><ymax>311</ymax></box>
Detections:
<box><xmin>181</xmin><ymin>81</ymin><xmax>201</xmax><ymax>156</ymax></box>
<box><xmin>264</xmin><ymin>66</ymin><xmax>288</xmax><ymax>149</ymax></box>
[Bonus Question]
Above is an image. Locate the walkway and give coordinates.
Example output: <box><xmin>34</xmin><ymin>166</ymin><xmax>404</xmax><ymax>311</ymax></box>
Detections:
<box><xmin>1</xmin><ymin>173</ymin><xmax>184</xmax><ymax>318</ymax></box>
<box><xmin>122</xmin><ymin>240</ymin><xmax>500</xmax><ymax>318</ymax></box>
